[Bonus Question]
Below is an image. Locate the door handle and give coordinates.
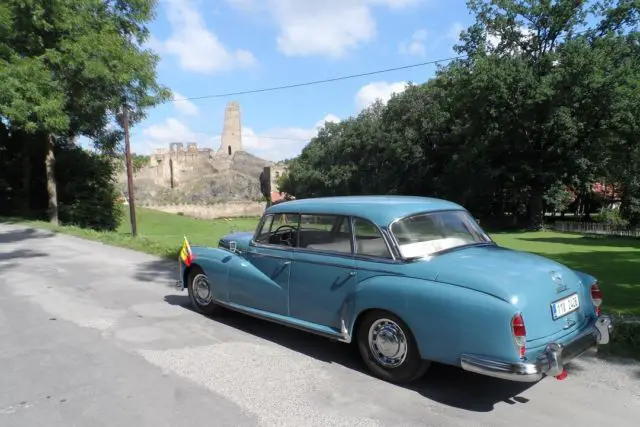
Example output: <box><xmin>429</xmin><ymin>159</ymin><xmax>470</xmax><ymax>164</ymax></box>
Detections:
<box><xmin>349</xmin><ymin>271</ymin><xmax>356</xmax><ymax>276</ymax></box>
<box><xmin>283</xmin><ymin>261</ymin><xmax>291</xmax><ymax>265</ymax></box>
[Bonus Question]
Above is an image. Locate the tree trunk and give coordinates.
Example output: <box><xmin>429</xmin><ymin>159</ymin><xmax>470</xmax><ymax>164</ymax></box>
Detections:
<box><xmin>45</xmin><ymin>133</ymin><xmax>59</xmax><ymax>226</ymax></box>
<box><xmin>20</xmin><ymin>136</ymin><xmax>31</xmax><ymax>215</ymax></box>
<box><xmin>529</xmin><ymin>185</ymin><xmax>544</xmax><ymax>230</ymax></box>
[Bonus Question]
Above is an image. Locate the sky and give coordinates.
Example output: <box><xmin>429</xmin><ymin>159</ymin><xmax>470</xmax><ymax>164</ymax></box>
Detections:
<box><xmin>119</xmin><ymin>0</ymin><xmax>476</xmax><ymax>161</ymax></box>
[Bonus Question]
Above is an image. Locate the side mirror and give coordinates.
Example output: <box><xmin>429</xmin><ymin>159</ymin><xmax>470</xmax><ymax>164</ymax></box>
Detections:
<box><xmin>475</xmin><ymin>218</ymin><xmax>481</xmax><ymax>225</ymax></box>
<box><xmin>229</xmin><ymin>241</ymin><xmax>237</xmax><ymax>253</ymax></box>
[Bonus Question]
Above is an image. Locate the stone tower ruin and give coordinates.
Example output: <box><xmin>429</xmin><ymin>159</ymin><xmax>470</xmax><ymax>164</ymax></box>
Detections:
<box><xmin>219</xmin><ymin>101</ymin><xmax>243</xmax><ymax>156</ymax></box>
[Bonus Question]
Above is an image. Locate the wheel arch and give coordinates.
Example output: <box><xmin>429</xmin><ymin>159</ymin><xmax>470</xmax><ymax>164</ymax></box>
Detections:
<box><xmin>182</xmin><ymin>262</ymin><xmax>202</xmax><ymax>286</ymax></box>
<box><xmin>351</xmin><ymin>307</ymin><xmax>405</xmax><ymax>340</ymax></box>
<box><xmin>347</xmin><ymin>276</ymin><xmax>517</xmax><ymax>365</ymax></box>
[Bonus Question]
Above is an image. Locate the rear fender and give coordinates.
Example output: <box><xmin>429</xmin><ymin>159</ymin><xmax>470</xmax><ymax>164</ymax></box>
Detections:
<box><xmin>348</xmin><ymin>276</ymin><xmax>519</xmax><ymax>366</ymax></box>
<box><xmin>181</xmin><ymin>247</ymin><xmax>236</xmax><ymax>303</ymax></box>
<box><xmin>574</xmin><ymin>269</ymin><xmax>597</xmax><ymax>288</ymax></box>
<box><xmin>573</xmin><ymin>269</ymin><xmax>599</xmax><ymax>314</ymax></box>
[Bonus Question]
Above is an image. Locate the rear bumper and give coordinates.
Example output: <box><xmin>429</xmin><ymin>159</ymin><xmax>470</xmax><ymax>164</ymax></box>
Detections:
<box><xmin>460</xmin><ymin>314</ymin><xmax>613</xmax><ymax>383</ymax></box>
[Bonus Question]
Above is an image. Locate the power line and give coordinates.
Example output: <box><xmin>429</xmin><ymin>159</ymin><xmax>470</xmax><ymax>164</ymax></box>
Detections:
<box><xmin>212</xmin><ymin>133</ymin><xmax>309</xmax><ymax>142</ymax></box>
<box><xmin>170</xmin><ymin>26</ymin><xmax>609</xmax><ymax>103</ymax></box>
<box><xmin>173</xmin><ymin>55</ymin><xmax>467</xmax><ymax>102</ymax></box>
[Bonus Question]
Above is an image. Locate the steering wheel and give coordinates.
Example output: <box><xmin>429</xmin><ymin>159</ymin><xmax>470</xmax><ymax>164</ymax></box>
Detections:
<box><xmin>273</xmin><ymin>224</ymin><xmax>298</xmax><ymax>246</ymax></box>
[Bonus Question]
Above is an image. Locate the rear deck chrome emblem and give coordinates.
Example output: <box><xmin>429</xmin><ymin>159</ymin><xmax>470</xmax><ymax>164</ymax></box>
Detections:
<box><xmin>550</xmin><ymin>271</ymin><xmax>568</xmax><ymax>293</ymax></box>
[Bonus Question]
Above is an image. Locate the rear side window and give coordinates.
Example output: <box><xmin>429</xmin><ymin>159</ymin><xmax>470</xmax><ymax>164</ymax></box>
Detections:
<box><xmin>298</xmin><ymin>214</ymin><xmax>352</xmax><ymax>254</ymax></box>
<box><xmin>352</xmin><ymin>218</ymin><xmax>393</xmax><ymax>259</ymax></box>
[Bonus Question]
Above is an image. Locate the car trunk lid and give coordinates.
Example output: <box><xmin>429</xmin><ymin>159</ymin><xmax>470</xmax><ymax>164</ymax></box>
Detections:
<box><xmin>425</xmin><ymin>245</ymin><xmax>591</xmax><ymax>340</ymax></box>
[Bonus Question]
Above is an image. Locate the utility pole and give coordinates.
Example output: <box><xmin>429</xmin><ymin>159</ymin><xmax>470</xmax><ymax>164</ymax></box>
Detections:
<box><xmin>122</xmin><ymin>103</ymin><xmax>138</xmax><ymax>237</ymax></box>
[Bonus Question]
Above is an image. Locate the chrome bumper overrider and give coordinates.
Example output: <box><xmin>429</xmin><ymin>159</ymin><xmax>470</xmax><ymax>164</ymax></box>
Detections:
<box><xmin>460</xmin><ymin>315</ymin><xmax>613</xmax><ymax>382</ymax></box>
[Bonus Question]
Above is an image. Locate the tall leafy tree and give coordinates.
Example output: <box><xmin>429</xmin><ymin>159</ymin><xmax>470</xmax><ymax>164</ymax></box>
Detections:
<box><xmin>0</xmin><ymin>0</ymin><xmax>170</xmax><ymax>225</ymax></box>
<box><xmin>451</xmin><ymin>0</ymin><xmax>639</xmax><ymax>227</ymax></box>
<box><xmin>276</xmin><ymin>0</ymin><xmax>640</xmax><ymax>229</ymax></box>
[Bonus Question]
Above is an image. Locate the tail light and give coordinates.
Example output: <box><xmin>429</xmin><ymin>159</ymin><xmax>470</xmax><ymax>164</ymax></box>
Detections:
<box><xmin>590</xmin><ymin>282</ymin><xmax>603</xmax><ymax>316</ymax></box>
<box><xmin>511</xmin><ymin>313</ymin><xmax>526</xmax><ymax>359</ymax></box>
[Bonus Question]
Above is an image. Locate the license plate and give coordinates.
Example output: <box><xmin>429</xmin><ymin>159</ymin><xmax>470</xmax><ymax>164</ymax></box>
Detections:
<box><xmin>551</xmin><ymin>293</ymin><xmax>580</xmax><ymax>320</ymax></box>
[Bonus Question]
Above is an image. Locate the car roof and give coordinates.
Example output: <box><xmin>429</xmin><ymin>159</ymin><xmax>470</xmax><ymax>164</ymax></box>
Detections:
<box><xmin>265</xmin><ymin>195</ymin><xmax>465</xmax><ymax>226</ymax></box>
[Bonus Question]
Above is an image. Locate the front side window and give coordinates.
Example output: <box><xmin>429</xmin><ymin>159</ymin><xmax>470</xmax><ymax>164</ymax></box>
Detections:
<box><xmin>298</xmin><ymin>214</ymin><xmax>352</xmax><ymax>254</ymax></box>
<box><xmin>390</xmin><ymin>210</ymin><xmax>492</xmax><ymax>258</ymax></box>
<box><xmin>254</xmin><ymin>213</ymin><xmax>300</xmax><ymax>248</ymax></box>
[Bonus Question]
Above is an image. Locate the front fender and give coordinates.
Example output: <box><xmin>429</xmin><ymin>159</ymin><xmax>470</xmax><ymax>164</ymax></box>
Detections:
<box><xmin>348</xmin><ymin>276</ymin><xmax>520</xmax><ymax>366</ymax></box>
<box><xmin>182</xmin><ymin>246</ymin><xmax>236</xmax><ymax>302</ymax></box>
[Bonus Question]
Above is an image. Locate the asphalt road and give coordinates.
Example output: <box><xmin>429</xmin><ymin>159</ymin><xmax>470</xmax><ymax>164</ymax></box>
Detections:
<box><xmin>0</xmin><ymin>223</ymin><xmax>638</xmax><ymax>427</ymax></box>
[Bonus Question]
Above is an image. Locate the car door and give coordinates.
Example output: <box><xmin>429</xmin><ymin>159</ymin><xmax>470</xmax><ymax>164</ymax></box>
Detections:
<box><xmin>289</xmin><ymin>214</ymin><xmax>357</xmax><ymax>330</ymax></box>
<box><xmin>227</xmin><ymin>213</ymin><xmax>298</xmax><ymax>316</ymax></box>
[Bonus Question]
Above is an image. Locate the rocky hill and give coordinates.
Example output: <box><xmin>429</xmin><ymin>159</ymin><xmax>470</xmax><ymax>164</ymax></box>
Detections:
<box><xmin>117</xmin><ymin>150</ymin><xmax>273</xmax><ymax>204</ymax></box>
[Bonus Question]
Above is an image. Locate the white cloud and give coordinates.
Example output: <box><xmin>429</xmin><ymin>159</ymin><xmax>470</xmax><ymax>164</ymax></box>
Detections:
<box><xmin>355</xmin><ymin>81</ymin><xmax>408</xmax><ymax>111</ymax></box>
<box><xmin>226</xmin><ymin>0</ymin><xmax>422</xmax><ymax>59</ymax></box>
<box><xmin>172</xmin><ymin>91</ymin><xmax>199</xmax><ymax>116</ymax></box>
<box><xmin>153</xmin><ymin>0</ymin><xmax>257</xmax><ymax>74</ymax></box>
<box><xmin>242</xmin><ymin>114</ymin><xmax>341</xmax><ymax>161</ymax></box>
<box><xmin>135</xmin><ymin>114</ymin><xmax>341</xmax><ymax>161</ymax></box>
<box><xmin>399</xmin><ymin>28</ymin><xmax>428</xmax><ymax>57</ymax></box>
<box><xmin>314</xmin><ymin>113</ymin><xmax>341</xmax><ymax>128</ymax></box>
<box><xmin>447</xmin><ymin>22</ymin><xmax>465</xmax><ymax>41</ymax></box>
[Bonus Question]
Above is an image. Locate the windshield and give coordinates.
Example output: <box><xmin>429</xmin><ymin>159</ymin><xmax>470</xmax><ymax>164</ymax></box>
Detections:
<box><xmin>390</xmin><ymin>210</ymin><xmax>493</xmax><ymax>259</ymax></box>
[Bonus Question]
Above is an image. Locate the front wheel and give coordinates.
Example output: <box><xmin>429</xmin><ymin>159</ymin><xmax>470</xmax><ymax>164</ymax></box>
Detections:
<box><xmin>356</xmin><ymin>310</ymin><xmax>430</xmax><ymax>384</ymax></box>
<box><xmin>187</xmin><ymin>266</ymin><xmax>222</xmax><ymax>315</ymax></box>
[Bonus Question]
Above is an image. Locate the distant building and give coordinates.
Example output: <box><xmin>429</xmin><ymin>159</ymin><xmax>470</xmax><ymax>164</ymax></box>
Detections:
<box><xmin>153</xmin><ymin>142</ymin><xmax>215</xmax><ymax>159</ymax></box>
<box><xmin>169</xmin><ymin>142</ymin><xmax>184</xmax><ymax>153</ymax></box>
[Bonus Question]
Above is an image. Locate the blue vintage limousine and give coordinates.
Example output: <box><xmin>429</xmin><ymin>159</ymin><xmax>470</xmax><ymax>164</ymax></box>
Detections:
<box><xmin>175</xmin><ymin>195</ymin><xmax>613</xmax><ymax>384</ymax></box>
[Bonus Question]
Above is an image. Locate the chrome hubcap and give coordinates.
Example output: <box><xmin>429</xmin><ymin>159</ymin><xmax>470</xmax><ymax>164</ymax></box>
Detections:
<box><xmin>192</xmin><ymin>274</ymin><xmax>212</xmax><ymax>306</ymax></box>
<box><xmin>368</xmin><ymin>318</ymin><xmax>408</xmax><ymax>368</ymax></box>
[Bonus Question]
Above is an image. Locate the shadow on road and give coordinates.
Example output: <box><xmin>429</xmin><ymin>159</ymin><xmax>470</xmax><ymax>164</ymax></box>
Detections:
<box><xmin>163</xmin><ymin>293</ymin><xmax>535</xmax><ymax>412</ymax></box>
<box><xmin>0</xmin><ymin>227</ymin><xmax>55</xmax><ymax>244</ymax></box>
<box><xmin>134</xmin><ymin>258</ymin><xmax>177</xmax><ymax>285</ymax></box>
<box><xmin>0</xmin><ymin>249</ymin><xmax>48</xmax><ymax>262</ymax></box>
<box><xmin>0</xmin><ymin>249</ymin><xmax>48</xmax><ymax>275</ymax></box>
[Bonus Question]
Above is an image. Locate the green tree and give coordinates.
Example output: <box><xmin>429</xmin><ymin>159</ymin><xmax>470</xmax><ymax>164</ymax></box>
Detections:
<box><xmin>279</xmin><ymin>0</ymin><xmax>640</xmax><ymax>230</ymax></box>
<box><xmin>0</xmin><ymin>0</ymin><xmax>170</xmax><ymax>225</ymax></box>
<box><xmin>451</xmin><ymin>0</ymin><xmax>639</xmax><ymax>227</ymax></box>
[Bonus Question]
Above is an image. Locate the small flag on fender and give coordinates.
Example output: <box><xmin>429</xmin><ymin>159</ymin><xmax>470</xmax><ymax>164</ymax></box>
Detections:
<box><xmin>180</xmin><ymin>236</ymin><xmax>194</xmax><ymax>267</ymax></box>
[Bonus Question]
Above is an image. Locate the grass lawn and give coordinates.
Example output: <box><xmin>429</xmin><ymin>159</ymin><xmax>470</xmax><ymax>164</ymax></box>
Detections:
<box><xmin>1</xmin><ymin>207</ymin><xmax>260</xmax><ymax>259</ymax></box>
<box><xmin>492</xmin><ymin>232</ymin><xmax>640</xmax><ymax>317</ymax></box>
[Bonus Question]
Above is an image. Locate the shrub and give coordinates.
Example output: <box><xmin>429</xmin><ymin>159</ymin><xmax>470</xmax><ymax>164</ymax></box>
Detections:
<box><xmin>54</xmin><ymin>143</ymin><xmax>123</xmax><ymax>231</ymax></box>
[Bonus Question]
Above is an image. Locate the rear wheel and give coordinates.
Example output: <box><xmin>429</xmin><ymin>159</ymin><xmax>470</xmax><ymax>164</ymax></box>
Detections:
<box><xmin>187</xmin><ymin>266</ymin><xmax>221</xmax><ymax>315</ymax></box>
<box><xmin>356</xmin><ymin>310</ymin><xmax>430</xmax><ymax>384</ymax></box>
